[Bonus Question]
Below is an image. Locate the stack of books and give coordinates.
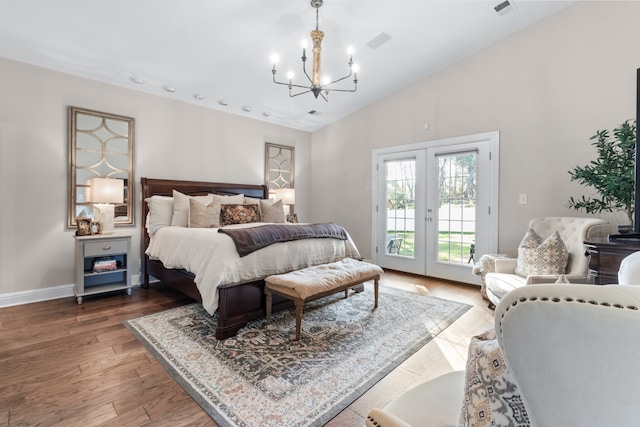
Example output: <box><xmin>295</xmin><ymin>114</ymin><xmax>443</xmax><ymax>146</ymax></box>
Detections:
<box><xmin>93</xmin><ymin>258</ymin><xmax>117</xmax><ymax>273</ymax></box>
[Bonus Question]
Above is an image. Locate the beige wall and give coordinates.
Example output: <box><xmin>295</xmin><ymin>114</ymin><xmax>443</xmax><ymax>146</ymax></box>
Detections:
<box><xmin>310</xmin><ymin>1</ymin><xmax>640</xmax><ymax>260</ymax></box>
<box><xmin>0</xmin><ymin>58</ymin><xmax>311</xmax><ymax>296</ymax></box>
<box><xmin>2</xmin><ymin>1</ymin><xmax>639</xmax><ymax>300</ymax></box>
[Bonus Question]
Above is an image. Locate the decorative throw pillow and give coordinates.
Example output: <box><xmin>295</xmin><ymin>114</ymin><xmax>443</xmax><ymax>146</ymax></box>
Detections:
<box><xmin>209</xmin><ymin>194</ymin><xmax>246</xmax><ymax>227</ymax></box>
<box><xmin>458</xmin><ymin>330</ymin><xmax>531</xmax><ymax>427</ymax></box>
<box><xmin>259</xmin><ymin>199</ymin><xmax>286</xmax><ymax>223</ymax></box>
<box><xmin>514</xmin><ymin>228</ymin><xmax>543</xmax><ymax>276</ymax></box>
<box><xmin>188</xmin><ymin>198</ymin><xmax>217</xmax><ymax>228</ymax></box>
<box><xmin>145</xmin><ymin>195</ymin><xmax>174</xmax><ymax>235</ymax></box>
<box><xmin>171</xmin><ymin>190</ymin><xmax>214</xmax><ymax>227</ymax></box>
<box><xmin>244</xmin><ymin>196</ymin><xmax>263</xmax><ymax>220</ymax></box>
<box><xmin>514</xmin><ymin>229</ymin><xmax>568</xmax><ymax>277</ymax></box>
<box><xmin>219</xmin><ymin>204</ymin><xmax>260</xmax><ymax>226</ymax></box>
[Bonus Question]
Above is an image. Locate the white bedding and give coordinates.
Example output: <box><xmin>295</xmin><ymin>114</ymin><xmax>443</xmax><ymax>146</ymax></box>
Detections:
<box><xmin>145</xmin><ymin>223</ymin><xmax>361</xmax><ymax>314</ymax></box>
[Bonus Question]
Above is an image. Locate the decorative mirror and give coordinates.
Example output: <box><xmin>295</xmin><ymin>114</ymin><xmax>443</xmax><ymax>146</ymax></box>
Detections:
<box><xmin>264</xmin><ymin>143</ymin><xmax>294</xmax><ymax>193</ymax></box>
<box><xmin>68</xmin><ymin>107</ymin><xmax>135</xmax><ymax>227</ymax></box>
<box><xmin>265</xmin><ymin>143</ymin><xmax>295</xmax><ymax>220</ymax></box>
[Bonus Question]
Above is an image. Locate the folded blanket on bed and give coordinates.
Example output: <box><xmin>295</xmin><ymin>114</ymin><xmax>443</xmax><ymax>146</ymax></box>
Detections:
<box><xmin>219</xmin><ymin>223</ymin><xmax>348</xmax><ymax>257</ymax></box>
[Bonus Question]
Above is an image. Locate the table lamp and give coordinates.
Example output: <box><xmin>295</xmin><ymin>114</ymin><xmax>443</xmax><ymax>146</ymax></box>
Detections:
<box><xmin>87</xmin><ymin>177</ymin><xmax>124</xmax><ymax>234</ymax></box>
<box><xmin>275</xmin><ymin>188</ymin><xmax>296</xmax><ymax>222</ymax></box>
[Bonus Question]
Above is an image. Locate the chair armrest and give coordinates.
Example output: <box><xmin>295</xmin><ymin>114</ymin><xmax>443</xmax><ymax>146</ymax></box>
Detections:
<box><xmin>366</xmin><ymin>408</ymin><xmax>413</xmax><ymax>427</ymax></box>
<box><xmin>473</xmin><ymin>254</ymin><xmax>510</xmax><ymax>275</ymax></box>
<box><xmin>494</xmin><ymin>258</ymin><xmax>518</xmax><ymax>274</ymax></box>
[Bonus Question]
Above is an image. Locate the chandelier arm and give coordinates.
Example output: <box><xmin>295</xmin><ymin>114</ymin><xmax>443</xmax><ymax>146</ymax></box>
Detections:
<box><xmin>291</xmin><ymin>82</ymin><xmax>322</xmax><ymax>90</ymax></box>
<box><xmin>273</xmin><ymin>75</ymin><xmax>317</xmax><ymax>91</ymax></box>
<box><xmin>275</xmin><ymin>74</ymin><xmax>357</xmax><ymax>94</ymax></box>
<box><xmin>289</xmin><ymin>88</ymin><xmax>313</xmax><ymax>97</ymax></box>
<box><xmin>288</xmin><ymin>87</ymin><xmax>328</xmax><ymax>101</ymax></box>
<box><xmin>323</xmin><ymin>86</ymin><xmax>357</xmax><ymax>93</ymax></box>
<box><xmin>323</xmin><ymin>72</ymin><xmax>354</xmax><ymax>87</ymax></box>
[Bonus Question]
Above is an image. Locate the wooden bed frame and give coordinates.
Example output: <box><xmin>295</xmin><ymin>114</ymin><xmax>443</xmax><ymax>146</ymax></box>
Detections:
<box><xmin>140</xmin><ymin>177</ymin><xmax>294</xmax><ymax>339</ymax></box>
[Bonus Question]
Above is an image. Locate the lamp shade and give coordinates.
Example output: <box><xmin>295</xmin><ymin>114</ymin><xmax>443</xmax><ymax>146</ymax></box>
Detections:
<box><xmin>275</xmin><ymin>188</ymin><xmax>295</xmax><ymax>205</ymax></box>
<box><xmin>87</xmin><ymin>178</ymin><xmax>124</xmax><ymax>204</ymax></box>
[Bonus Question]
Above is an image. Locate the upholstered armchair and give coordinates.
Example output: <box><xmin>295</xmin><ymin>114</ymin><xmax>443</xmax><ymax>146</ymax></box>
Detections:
<box><xmin>483</xmin><ymin>216</ymin><xmax>607</xmax><ymax>306</ymax></box>
<box><xmin>365</xmin><ymin>283</ymin><xmax>640</xmax><ymax>427</ymax></box>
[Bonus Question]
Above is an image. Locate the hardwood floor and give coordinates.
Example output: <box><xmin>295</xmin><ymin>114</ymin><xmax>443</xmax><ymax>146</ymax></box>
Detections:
<box><xmin>0</xmin><ymin>271</ymin><xmax>494</xmax><ymax>426</ymax></box>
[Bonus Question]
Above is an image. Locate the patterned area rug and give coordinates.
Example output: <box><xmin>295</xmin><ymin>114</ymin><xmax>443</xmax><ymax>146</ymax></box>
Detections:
<box><xmin>124</xmin><ymin>285</ymin><xmax>470</xmax><ymax>427</ymax></box>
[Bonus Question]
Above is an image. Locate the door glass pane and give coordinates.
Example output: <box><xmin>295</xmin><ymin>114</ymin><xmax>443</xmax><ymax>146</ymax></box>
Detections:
<box><xmin>385</xmin><ymin>159</ymin><xmax>415</xmax><ymax>257</ymax></box>
<box><xmin>437</xmin><ymin>152</ymin><xmax>476</xmax><ymax>264</ymax></box>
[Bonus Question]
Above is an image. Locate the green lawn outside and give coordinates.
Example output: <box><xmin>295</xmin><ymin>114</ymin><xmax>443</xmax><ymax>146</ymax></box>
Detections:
<box><xmin>387</xmin><ymin>231</ymin><xmax>475</xmax><ymax>263</ymax></box>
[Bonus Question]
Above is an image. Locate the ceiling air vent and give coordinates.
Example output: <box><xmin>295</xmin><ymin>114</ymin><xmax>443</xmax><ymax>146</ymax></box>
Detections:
<box><xmin>494</xmin><ymin>0</ymin><xmax>516</xmax><ymax>16</ymax></box>
<box><xmin>366</xmin><ymin>32</ymin><xmax>392</xmax><ymax>50</ymax></box>
<box><xmin>308</xmin><ymin>110</ymin><xmax>321</xmax><ymax>116</ymax></box>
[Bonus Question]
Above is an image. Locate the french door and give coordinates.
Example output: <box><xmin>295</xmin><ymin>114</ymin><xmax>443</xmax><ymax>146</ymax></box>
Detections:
<box><xmin>373</xmin><ymin>132</ymin><xmax>499</xmax><ymax>285</ymax></box>
<box><xmin>375</xmin><ymin>150</ymin><xmax>427</xmax><ymax>274</ymax></box>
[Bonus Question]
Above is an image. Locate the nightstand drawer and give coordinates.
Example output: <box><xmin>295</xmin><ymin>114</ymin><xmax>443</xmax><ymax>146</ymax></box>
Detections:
<box><xmin>84</xmin><ymin>240</ymin><xmax>128</xmax><ymax>257</ymax></box>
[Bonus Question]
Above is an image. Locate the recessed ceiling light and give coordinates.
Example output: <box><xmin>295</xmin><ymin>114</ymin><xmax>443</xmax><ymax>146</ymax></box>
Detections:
<box><xmin>129</xmin><ymin>76</ymin><xmax>145</xmax><ymax>84</ymax></box>
<box><xmin>218</xmin><ymin>99</ymin><xmax>229</xmax><ymax>106</ymax></box>
<box><xmin>162</xmin><ymin>85</ymin><xmax>176</xmax><ymax>93</ymax></box>
<box><xmin>241</xmin><ymin>106</ymin><xmax>252</xmax><ymax>112</ymax></box>
<box><xmin>193</xmin><ymin>93</ymin><xmax>206</xmax><ymax>101</ymax></box>
<box><xmin>262</xmin><ymin>112</ymin><xmax>272</xmax><ymax>117</ymax></box>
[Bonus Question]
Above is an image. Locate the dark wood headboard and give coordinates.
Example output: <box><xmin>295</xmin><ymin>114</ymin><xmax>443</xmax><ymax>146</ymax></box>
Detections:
<box><xmin>140</xmin><ymin>177</ymin><xmax>268</xmax><ymax>279</ymax></box>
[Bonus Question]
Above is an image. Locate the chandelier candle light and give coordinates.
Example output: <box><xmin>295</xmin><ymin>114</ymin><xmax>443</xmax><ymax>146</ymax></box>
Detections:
<box><xmin>272</xmin><ymin>0</ymin><xmax>358</xmax><ymax>101</ymax></box>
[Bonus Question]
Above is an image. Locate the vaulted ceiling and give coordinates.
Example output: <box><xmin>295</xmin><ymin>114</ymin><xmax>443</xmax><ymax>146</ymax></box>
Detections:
<box><xmin>0</xmin><ymin>0</ymin><xmax>575</xmax><ymax>131</ymax></box>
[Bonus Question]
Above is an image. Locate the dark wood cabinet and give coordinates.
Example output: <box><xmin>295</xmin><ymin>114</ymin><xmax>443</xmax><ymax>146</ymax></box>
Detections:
<box><xmin>584</xmin><ymin>238</ymin><xmax>640</xmax><ymax>285</ymax></box>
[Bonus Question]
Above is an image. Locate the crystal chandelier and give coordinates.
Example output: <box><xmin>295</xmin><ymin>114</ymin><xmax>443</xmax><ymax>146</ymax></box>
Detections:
<box><xmin>271</xmin><ymin>0</ymin><xmax>357</xmax><ymax>101</ymax></box>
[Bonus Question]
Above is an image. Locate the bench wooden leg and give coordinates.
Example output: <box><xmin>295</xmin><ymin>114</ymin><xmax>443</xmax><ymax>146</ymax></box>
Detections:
<box><xmin>374</xmin><ymin>277</ymin><xmax>379</xmax><ymax>309</ymax></box>
<box><xmin>295</xmin><ymin>298</ymin><xmax>304</xmax><ymax>341</ymax></box>
<box><xmin>265</xmin><ymin>288</ymin><xmax>273</xmax><ymax>325</ymax></box>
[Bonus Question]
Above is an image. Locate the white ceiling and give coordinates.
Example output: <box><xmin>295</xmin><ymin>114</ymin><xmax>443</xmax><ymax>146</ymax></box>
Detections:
<box><xmin>0</xmin><ymin>0</ymin><xmax>575</xmax><ymax>132</ymax></box>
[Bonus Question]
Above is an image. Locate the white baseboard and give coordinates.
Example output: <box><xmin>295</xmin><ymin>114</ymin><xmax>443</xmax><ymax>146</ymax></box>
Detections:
<box><xmin>0</xmin><ymin>284</ymin><xmax>75</xmax><ymax>308</ymax></box>
<box><xmin>0</xmin><ymin>274</ymin><xmax>141</xmax><ymax>308</ymax></box>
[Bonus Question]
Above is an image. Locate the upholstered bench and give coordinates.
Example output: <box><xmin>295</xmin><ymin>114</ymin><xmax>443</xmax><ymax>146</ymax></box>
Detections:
<box><xmin>265</xmin><ymin>258</ymin><xmax>384</xmax><ymax>340</ymax></box>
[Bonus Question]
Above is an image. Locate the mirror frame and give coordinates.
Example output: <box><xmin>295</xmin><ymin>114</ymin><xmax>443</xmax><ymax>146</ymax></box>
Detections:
<box><xmin>264</xmin><ymin>143</ymin><xmax>294</xmax><ymax>195</ymax></box>
<box><xmin>68</xmin><ymin>106</ymin><xmax>135</xmax><ymax>228</ymax></box>
<box><xmin>264</xmin><ymin>142</ymin><xmax>295</xmax><ymax>207</ymax></box>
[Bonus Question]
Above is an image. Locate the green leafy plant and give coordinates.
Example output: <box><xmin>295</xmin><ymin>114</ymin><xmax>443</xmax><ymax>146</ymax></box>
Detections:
<box><xmin>567</xmin><ymin>120</ymin><xmax>636</xmax><ymax>224</ymax></box>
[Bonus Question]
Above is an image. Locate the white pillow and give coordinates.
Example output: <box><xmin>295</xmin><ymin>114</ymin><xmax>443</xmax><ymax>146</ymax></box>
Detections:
<box><xmin>171</xmin><ymin>190</ymin><xmax>214</xmax><ymax>227</ymax></box>
<box><xmin>188</xmin><ymin>198</ymin><xmax>217</xmax><ymax>228</ymax></box>
<box><xmin>145</xmin><ymin>195</ymin><xmax>174</xmax><ymax>235</ymax></box>
<box><xmin>244</xmin><ymin>196</ymin><xmax>261</xmax><ymax>206</ymax></box>
<box><xmin>245</xmin><ymin>196</ymin><xmax>267</xmax><ymax>222</ymax></box>
<box><xmin>259</xmin><ymin>199</ymin><xmax>285</xmax><ymax>223</ymax></box>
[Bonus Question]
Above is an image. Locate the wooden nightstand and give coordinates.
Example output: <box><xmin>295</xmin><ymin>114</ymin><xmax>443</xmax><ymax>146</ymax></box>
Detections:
<box><xmin>74</xmin><ymin>233</ymin><xmax>132</xmax><ymax>304</ymax></box>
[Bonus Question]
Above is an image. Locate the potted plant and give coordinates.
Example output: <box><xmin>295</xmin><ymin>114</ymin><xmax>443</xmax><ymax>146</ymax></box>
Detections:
<box><xmin>567</xmin><ymin>119</ymin><xmax>637</xmax><ymax>227</ymax></box>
